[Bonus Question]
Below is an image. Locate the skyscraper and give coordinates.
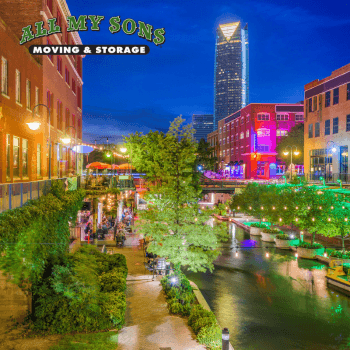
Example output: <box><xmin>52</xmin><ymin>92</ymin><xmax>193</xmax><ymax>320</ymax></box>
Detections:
<box><xmin>192</xmin><ymin>114</ymin><xmax>214</xmax><ymax>142</ymax></box>
<box><xmin>214</xmin><ymin>21</ymin><xmax>249</xmax><ymax>130</ymax></box>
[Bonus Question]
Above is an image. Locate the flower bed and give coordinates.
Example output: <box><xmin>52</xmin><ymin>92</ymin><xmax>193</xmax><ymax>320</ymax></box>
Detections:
<box><xmin>275</xmin><ymin>234</ymin><xmax>299</xmax><ymax>249</ymax></box>
<box><xmin>297</xmin><ymin>242</ymin><xmax>324</xmax><ymax>259</ymax></box>
<box><xmin>261</xmin><ymin>228</ymin><xmax>282</xmax><ymax>242</ymax></box>
<box><xmin>161</xmin><ymin>272</ymin><xmax>222</xmax><ymax>350</ymax></box>
<box><xmin>249</xmin><ymin>223</ymin><xmax>269</xmax><ymax>236</ymax></box>
<box><xmin>24</xmin><ymin>245</ymin><xmax>128</xmax><ymax>335</ymax></box>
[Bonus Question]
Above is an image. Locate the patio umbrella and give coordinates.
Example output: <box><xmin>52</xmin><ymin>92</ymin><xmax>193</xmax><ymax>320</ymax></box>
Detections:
<box><xmin>112</xmin><ymin>164</ymin><xmax>120</xmax><ymax>170</ymax></box>
<box><xmin>118</xmin><ymin>163</ymin><xmax>136</xmax><ymax>170</ymax></box>
<box><xmin>86</xmin><ymin>162</ymin><xmax>111</xmax><ymax>169</ymax></box>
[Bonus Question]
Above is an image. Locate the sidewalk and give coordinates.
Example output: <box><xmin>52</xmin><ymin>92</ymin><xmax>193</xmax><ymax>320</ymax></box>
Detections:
<box><xmin>111</xmin><ymin>246</ymin><xmax>207</xmax><ymax>350</ymax></box>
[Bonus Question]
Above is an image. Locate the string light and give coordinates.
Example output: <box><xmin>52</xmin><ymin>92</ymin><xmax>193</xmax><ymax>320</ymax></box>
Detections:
<box><xmin>194</xmin><ymin>218</ymin><xmax>198</xmax><ymax>222</ymax></box>
<box><xmin>331</xmin><ymin>206</ymin><xmax>334</xmax><ymax>210</ymax></box>
<box><xmin>249</xmin><ymin>206</ymin><xmax>252</xmax><ymax>210</ymax></box>
<box><xmin>279</xmin><ymin>218</ymin><xmax>282</xmax><ymax>222</ymax></box>
<box><xmin>261</xmin><ymin>206</ymin><xmax>264</xmax><ymax>210</ymax></box>
<box><xmin>319</xmin><ymin>206</ymin><xmax>322</xmax><ymax>210</ymax></box>
<box><xmin>284</xmin><ymin>206</ymin><xmax>287</xmax><ymax>210</ymax></box>
<box><xmin>312</xmin><ymin>218</ymin><xmax>315</xmax><ymax>221</ymax></box>
<box><xmin>308</xmin><ymin>206</ymin><xmax>311</xmax><ymax>210</ymax></box>
<box><xmin>345</xmin><ymin>218</ymin><xmax>348</xmax><ymax>222</ymax></box>
<box><xmin>272</xmin><ymin>206</ymin><xmax>275</xmax><ymax>210</ymax></box>
<box><xmin>343</xmin><ymin>206</ymin><xmax>345</xmax><ymax>209</ymax></box>
<box><xmin>324</xmin><ymin>252</ymin><xmax>328</xmax><ymax>257</ymax></box>
<box><xmin>295</xmin><ymin>253</ymin><xmax>298</xmax><ymax>258</ymax></box>
<box><xmin>266</xmin><ymin>252</ymin><xmax>269</xmax><ymax>258</ymax></box>
<box><xmin>235</xmin><ymin>252</ymin><xmax>238</xmax><ymax>257</ymax></box>
<box><xmin>295</xmin><ymin>218</ymin><xmax>299</xmax><ymax>222</ymax></box>
<box><xmin>295</xmin><ymin>206</ymin><xmax>298</xmax><ymax>210</ymax></box>
<box><xmin>262</xmin><ymin>218</ymin><xmax>266</xmax><ymax>222</ymax></box>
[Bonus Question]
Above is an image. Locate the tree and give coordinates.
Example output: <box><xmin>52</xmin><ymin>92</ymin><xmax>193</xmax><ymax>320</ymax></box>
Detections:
<box><xmin>130</xmin><ymin>117</ymin><xmax>228</xmax><ymax>272</ymax></box>
<box><xmin>196</xmin><ymin>138</ymin><xmax>217</xmax><ymax>171</ymax></box>
<box><xmin>276</xmin><ymin>123</ymin><xmax>304</xmax><ymax>167</ymax></box>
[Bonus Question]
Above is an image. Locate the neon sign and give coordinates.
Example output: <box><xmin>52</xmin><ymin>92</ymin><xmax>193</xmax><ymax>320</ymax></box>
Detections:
<box><xmin>257</xmin><ymin>128</ymin><xmax>270</xmax><ymax>137</ymax></box>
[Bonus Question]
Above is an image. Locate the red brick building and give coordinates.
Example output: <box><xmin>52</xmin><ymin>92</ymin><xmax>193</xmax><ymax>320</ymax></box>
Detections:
<box><xmin>210</xmin><ymin>103</ymin><xmax>304</xmax><ymax>179</ymax></box>
<box><xmin>0</xmin><ymin>0</ymin><xmax>84</xmax><ymax>183</ymax></box>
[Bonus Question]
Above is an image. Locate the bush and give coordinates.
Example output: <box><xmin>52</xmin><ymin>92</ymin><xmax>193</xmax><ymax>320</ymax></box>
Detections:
<box><xmin>192</xmin><ymin>315</ymin><xmax>217</xmax><ymax>335</ymax></box>
<box><xmin>188</xmin><ymin>305</ymin><xmax>215</xmax><ymax>328</ymax></box>
<box><xmin>276</xmin><ymin>233</ymin><xmax>291</xmax><ymax>240</ymax></box>
<box><xmin>250</xmin><ymin>223</ymin><xmax>269</xmax><ymax>228</ymax></box>
<box><xmin>262</xmin><ymin>228</ymin><xmax>282</xmax><ymax>234</ymax></box>
<box><xmin>169</xmin><ymin>301</ymin><xmax>183</xmax><ymax>314</ymax></box>
<box><xmin>298</xmin><ymin>242</ymin><xmax>323</xmax><ymax>249</ymax></box>
<box><xmin>197</xmin><ymin>324</ymin><xmax>222</xmax><ymax>350</ymax></box>
<box><xmin>99</xmin><ymin>270</ymin><xmax>126</xmax><ymax>292</ymax></box>
<box><xmin>99</xmin><ymin>290</ymin><xmax>126</xmax><ymax>329</ymax></box>
<box><xmin>330</xmin><ymin>250</ymin><xmax>350</xmax><ymax>259</ymax></box>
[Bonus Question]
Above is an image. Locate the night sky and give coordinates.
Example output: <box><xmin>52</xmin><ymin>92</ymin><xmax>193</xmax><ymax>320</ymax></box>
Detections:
<box><xmin>67</xmin><ymin>0</ymin><xmax>350</xmax><ymax>143</ymax></box>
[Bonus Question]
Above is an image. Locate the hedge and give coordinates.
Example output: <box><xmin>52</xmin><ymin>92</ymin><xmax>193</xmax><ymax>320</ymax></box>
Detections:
<box><xmin>161</xmin><ymin>273</ymin><xmax>222</xmax><ymax>349</ymax></box>
<box><xmin>27</xmin><ymin>245</ymin><xmax>127</xmax><ymax>335</ymax></box>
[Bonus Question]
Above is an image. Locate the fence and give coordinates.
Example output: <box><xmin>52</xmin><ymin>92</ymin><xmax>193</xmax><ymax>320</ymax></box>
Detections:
<box><xmin>305</xmin><ymin>173</ymin><xmax>350</xmax><ymax>184</ymax></box>
<box><xmin>0</xmin><ymin>176</ymin><xmax>81</xmax><ymax>214</ymax></box>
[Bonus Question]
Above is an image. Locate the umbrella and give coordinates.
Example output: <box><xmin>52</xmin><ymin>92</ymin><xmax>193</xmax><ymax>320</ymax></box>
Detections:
<box><xmin>86</xmin><ymin>162</ymin><xmax>111</xmax><ymax>169</ymax></box>
<box><xmin>118</xmin><ymin>163</ymin><xmax>136</xmax><ymax>170</ymax></box>
<box><xmin>112</xmin><ymin>164</ymin><xmax>120</xmax><ymax>170</ymax></box>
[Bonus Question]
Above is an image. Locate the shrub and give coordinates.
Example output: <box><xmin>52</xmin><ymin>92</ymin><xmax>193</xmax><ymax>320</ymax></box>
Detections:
<box><xmin>262</xmin><ymin>228</ymin><xmax>282</xmax><ymax>234</ymax></box>
<box><xmin>298</xmin><ymin>242</ymin><xmax>323</xmax><ymax>249</ymax></box>
<box><xmin>197</xmin><ymin>324</ymin><xmax>222</xmax><ymax>350</ymax></box>
<box><xmin>99</xmin><ymin>270</ymin><xmax>126</xmax><ymax>292</ymax></box>
<box><xmin>169</xmin><ymin>301</ymin><xmax>183</xmax><ymax>314</ymax></box>
<box><xmin>276</xmin><ymin>233</ymin><xmax>291</xmax><ymax>240</ymax></box>
<box><xmin>250</xmin><ymin>223</ymin><xmax>269</xmax><ymax>228</ymax></box>
<box><xmin>99</xmin><ymin>290</ymin><xmax>126</xmax><ymax>329</ymax></box>
<box><xmin>192</xmin><ymin>315</ymin><xmax>217</xmax><ymax>335</ymax></box>
<box><xmin>188</xmin><ymin>305</ymin><xmax>215</xmax><ymax>329</ymax></box>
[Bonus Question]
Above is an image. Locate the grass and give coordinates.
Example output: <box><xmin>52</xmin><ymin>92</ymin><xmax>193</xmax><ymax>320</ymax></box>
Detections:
<box><xmin>49</xmin><ymin>331</ymin><xmax>118</xmax><ymax>350</ymax></box>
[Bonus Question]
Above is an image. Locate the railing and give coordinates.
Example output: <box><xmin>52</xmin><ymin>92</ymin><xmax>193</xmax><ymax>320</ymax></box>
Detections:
<box><xmin>305</xmin><ymin>173</ymin><xmax>350</xmax><ymax>184</ymax></box>
<box><xmin>0</xmin><ymin>176</ymin><xmax>81</xmax><ymax>214</ymax></box>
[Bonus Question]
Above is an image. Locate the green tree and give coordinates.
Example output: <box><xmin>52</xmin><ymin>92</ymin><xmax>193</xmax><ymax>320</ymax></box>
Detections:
<box><xmin>130</xmin><ymin>117</ymin><xmax>228</xmax><ymax>272</ymax></box>
<box><xmin>276</xmin><ymin>123</ymin><xmax>304</xmax><ymax>167</ymax></box>
<box><xmin>196</xmin><ymin>138</ymin><xmax>217</xmax><ymax>171</ymax></box>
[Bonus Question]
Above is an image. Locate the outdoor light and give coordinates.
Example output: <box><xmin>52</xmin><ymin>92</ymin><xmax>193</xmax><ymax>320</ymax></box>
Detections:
<box><xmin>295</xmin><ymin>253</ymin><xmax>298</xmax><ymax>258</ymax></box>
<box><xmin>61</xmin><ymin>135</ymin><xmax>71</xmax><ymax>144</ymax></box>
<box><xmin>106</xmin><ymin>153</ymin><xmax>111</xmax><ymax>157</ymax></box>
<box><xmin>328</xmin><ymin>218</ymin><xmax>331</xmax><ymax>221</ymax></box>
<box><xmin>283</xmin><ymin>151</ymin><xmax>289</xmax><ymax>156</ymax></box>
<box><xmin>294</xmin><ymin>151</ymin><xmax>300</xmax><ymax>156</ymax></box>
<box><xmin>324</xmin><ymin>252</ymin><xmax>328</xmax><ymax>257</ymax></box>
<box><xmin>235</xmin><ymin>252</ymin><xmax>238</xmax><ymax>257</ymax></box>
<box><xmin>26</xmin><ymin>121</ymin><xmax>41</xmax><ymax>130</ymax></box>
<box><xmin>331</xmin><ymin>206</ymin><xmax>334</xmax><ymax>210</ymax></box>
<box><xmin>266</xmin><ymin>252</ymin><xmax>269</xmax><ymax>258</ymax></box>
<box><xmin>261</xmin><ymin>206</ymin><xmax>264</xmax><ymax>210</ymax></box>
<box><xmin>296</xmin><ymin>206</ymin><xmax>298</xmax><ymax>209</ymax></box>
<box><xmin>345</xmin><ymin>218</ymin><xmax>348</xmax><ymax>222</ymax></box>
<box><xmin>319</xmin><ymin>206</ymin><xmax>322</xmax><ymax>210</ymax></box>
<box><xmin>284</xmin><ymin>206</ymin><xmax>287</xmax><ymax>210</ymax></box>
<box><xmin>332</xmin><ymin>147</ymin><xmax>337</xmax><ymax>153</ymax></box>
<box><xmin>99</xmin><ymin>147</ymin><xmax>102</xmax><ymax>150</ymax></box>
<box><xmin>290</xmin><ymin>235</ymin><xmax>295</xmax><ymax>239</ymax></box>
<box><xmin>312</xmin><ymin>218</ymin><xmax>315</xmax><ymax>221</ymax></box>
<box><xmin>262</xmin><ymin>218</ymin><xmax>265</xmax><ymax>221</ymax></box>
<box><xmin>343</xmin><ymin>206</ymin><xmax>345</xmax><ymax>209</ymax></box>
<box><xmin>272</xmin><ymin>206</ymin><xmax>275</xmax><ymax>210</ymax></box>
<box><xmin>249</xmin><ymin>206</ymin><xmax>252</xmax><ymax>210</ymax></box>
<box><xmin>308</xmin><ymin>206</ymin><xmax>310</xmax><ymax>210</ymax></box>
<box><xmin>120</xmin><ymin>147</ymin><xmax>127</xmax><ymax>153</ymax></box>
<box><xmin>295</xmin><ymin>218</ymin><xmax>298</xmax><ymax>221</ymax></box>
<box><xmin>279</xmin><ymin>218</ymin><xmax>282</xmax><ymax>222</ymax></box>
<box><xmin>237</xmin><ymin>206</ymin><xmax>240</xmax><ymax>210</ymax></box>
<box><xmin>194</xmin><ymin>218</ymin><xmax>198</xmax><ymax>222</ymax></box>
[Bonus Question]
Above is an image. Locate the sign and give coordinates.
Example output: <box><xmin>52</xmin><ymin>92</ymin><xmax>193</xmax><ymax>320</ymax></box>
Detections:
<box><xmin>257</xmin><ymin>128</ymin><xmax>270</xmax><ymax>137</ymax></box>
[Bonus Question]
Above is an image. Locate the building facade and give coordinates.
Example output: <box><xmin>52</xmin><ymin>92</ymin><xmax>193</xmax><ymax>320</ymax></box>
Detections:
<box><xmin>207</xmin><ymin>129</ymin><xmax>219</xmax><ymax>170</ymax></box>
<box><xmin>215</xmin><ymin>103</ymin><xmax>304</xmax><ymax>179</ymax></box>
<box><xmin>0</xmin><ymin>0</ymin><xmax>84</xmax><ymax>183</ymax></box>
<box><xmin>304</xmin><ymin>63</ymin><xmax>350</xmax><ymax>181</ymax></box>
<box><xmin>213</xmin><ymin>21</ymin><xmax>249</xmax><ymax>130</ymax></box>
<box><xmin>192</xmin><ymin>114</ymin><xmax>214</xmax><ymax>142</ymax></box>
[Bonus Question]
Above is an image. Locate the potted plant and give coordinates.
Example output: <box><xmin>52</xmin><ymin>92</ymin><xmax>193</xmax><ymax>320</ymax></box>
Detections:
<box><xmin>261</xmin><ymin>227</ymin><xmax>282</xmax><ymax>242</ymax></box>
<box><xmin>296</xmin><ymin>242</ymin><xmax>324</xmax><ymax>259</ymax></box>
<box><xmin>275</xmin><ymin>233</ymin><xmax>299</xmax><ymax>249</ymax></box>
<box><xmin>250</xmin><ymin>223</ymin><xmax>269</xmax><ymax>236</ymax></box>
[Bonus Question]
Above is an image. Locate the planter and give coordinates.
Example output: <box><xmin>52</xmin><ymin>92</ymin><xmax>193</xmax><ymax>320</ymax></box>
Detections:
<box><xmin>275</xmin><ymin>238</ymin><xmax>299</xmax><ymax>249</ymax></box>
<box><xmin>261</xmin><ymin>231</ymin><xmax>278</xmax><ymax>242</ymax></box>
<box><xmin>297</xmin><ymin>247</ymin><xmax>325</xmax><ymax>259</ymax></box>
<box><xmin>250</xmin><ymin>227</ymin><xmax>263</xmax><ymax>236</ymax></box>
<box><xmin>329</xmin><ymin>257</ymin><xmax>350</xmax><ymax>264</ymax></box>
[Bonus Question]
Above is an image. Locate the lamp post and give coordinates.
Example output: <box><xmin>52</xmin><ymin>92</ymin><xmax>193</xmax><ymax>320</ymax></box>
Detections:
<box><xmin>326</xmin><ymin>141</ymin><xmax>338</xmax><ymax>183</ymax></box>
<box><xmin>61</xmin><ymin>125</ymin><xmax>78</xmax><ymax>175</ymax></box>
<box><xmin>27</xmin><ymin>104</ymin><xmax>52</xmax><ymax>179</ymax></box>
<box><xmin>222</xmin><ymin>328</ymin><xmax>230</xmax><ymax>350</ymax></box>
<box><xmin>283</xmin><ymin>146</ymin><xmax>299</xmax><ymax>182</ymax></box>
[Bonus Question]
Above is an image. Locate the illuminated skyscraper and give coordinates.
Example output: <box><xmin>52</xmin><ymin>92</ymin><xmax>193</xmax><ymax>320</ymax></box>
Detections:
<box><xmin>214</xmin><ymin>21</ymin><xmax>249</xmax><ymax>130</ymax></box>
<box><xmin>192</xmin><ymin>114</ymin><xmax>214</xmax><ymax>142</ymax></box>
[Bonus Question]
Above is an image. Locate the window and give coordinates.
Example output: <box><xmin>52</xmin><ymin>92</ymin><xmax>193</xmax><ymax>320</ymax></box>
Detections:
<box><xmin>333</xmin><ymin>88</ymin><xmax>339</xmax><ymax>105</ymax></box>
<box><xmin>13</xmin><ymin>136</ymin><xmax>19</xmax><ymax>178</ymax></box>
<box><xmin>295</xmin><ymin>114</ymin><xmax>304</xmax><ymax>121</ymax></box>
<box><xmin>246</xmin><ymin>130</ymin><xmax>249</xmax><ymax>138</ymax></box>
<box><xmin>223</xmin><ymin>138</ymin><xmax>225</xmax><ymax>145</ymax></box>
<box><xmin>57</xmin><ymin>100</ymin><xmax>63</xmax><ymax>130</ymax></box>
<box><xmin>77</xmin><ymin>86</ymin><xmax>82</xmax><ymax>109</ymax></box>
<box><xmin>15</xmin><ymin>70</ymin><xmax>21</xmax><ymax>103</ymax></box>
<box><xmin>223</xmin><ymin>125</ymin><xmax>226</xmax><ymax>132</ymax></box>
<box><xmin>240</xmin><ymin>132</ymin><xmax>244</xmax><ymax>139</ymax></box>
<box><xmin>57</xmin><ymin>56</ymin><xmax>62</xmax><ymax>74</ymax></box>
<box><xmin>57</xmin><ymin>10</ymin><xmax>62</xmax><ymax>28</ymax></box>
<box><xmin>47</xmin><ymin>90</ymin><xmax>51</xmax><ymax>109</ymax></box>
<box><xmin>35</xmin><ymin>87</ymin><xmax>39</xmax><ymax>106</ymax></box>
<box><xmin>22</xmin><ymin>139</ymin><xmax>28</xmax><ymax>177</ymax></box>
<box><xmin>257</xmin><ymin>145</ymin><xmax>269</xmax><ymax>152</ymax></box>
<box><xmin>246</xmin><ymin>115</ymin><xmax>250</xmax><ymax>122</ymax></box>
<box><xmin>333</xmin><ymin>117</ymin><xmax>339</xmax><ymax>134</ymax></box>
<box><xmin>347</xmin><ymin>83</ymin><xmax>350</xmax><ymax>101</ymax></box>
<box><xmin>231</xmin><ymin>135</ymin><xmax>234</xmax><ymax>142</ymax></box>
<box><xmin>276</xmin><ymin>114</ymin><xmax>289</xmax><ymax>121</ymax></box>
<box><xmin>236</xmin><ymin>134</ymin><xmax>238</xmax><ymax>141</ymax></box>
<box><xmin>257</xmin><ymin>114</ymin><xmax>269</xmax><ymax>121</ymax></box>
<box><xmin>241</xmin><ymin>118</ymin><xmax>244</xmax><ymax>124</ymax></box>
<box><xmin>308</xmin><ymin>124</ymin><xmax>313</xmax><ymax>138</ymax></box>
<box><xmin>325</xmin><ymin>91</ymin><xmax>330</xmax><ymax>107</ymax></box>
<box><xmin>223</xmin><ymin>150</ymin><xmax>225</xmax><ymax>156</ymax></box>
<box><xmin>6</xmin><ymin>134</ymin><xmax>10</xmax><ymax>180</ymax></box>
<box><xmin>72</xmin><ymin>78</ymin><xmax>76</xmax><ymax>94</ymax></box>
<box><xmin>46</xmin><ymin>0</ymin><xmax>53</xmax><ymax>13</ymax></box>
<box><xmin>1</xmin><ymin>57</ymin><xmax>8</xmax><ymax>95</ymax></box>
<box><xmin>276</xmin><ymin>129</ymin><xmax>288</xmax><ymax>137</ymax></box>
<box><xmin>347</xmin><ymin>115</ymin><xmax>350</xmax><ymax>132</ymax></box>
<box><xmin>37</xmin><ymin>144</ymin><xmax>41</xmax><ymax>176</ymax></box>
<box><xmin>26</xmin><ymin>79</ymin><xmax>31</xmax><ymax>110</ymax></box>
<box><xmin>325</xmin><ymin>120</ymin><xmax>330</xmax><ymax>135</ymax></box>
<box><xmin>65</xmin><ymin>67</ymin><xmax>70</xmax><ymax>85</ymax></box>
<box><xmin>315</xmin><ymin>122</ymin><xmax>320</xmax><ymax>137</ymax></box>
<box><xmin>227</xmin><ymin>136</ymin><xmax>229</xmax><ymax>144</ymax></box>
<box><xmin>219</xmin><ymin>128</ymin><xmax>222</xmax><ymax>134</ymax></box>
<box><xmin>313</xmin><ymin>96</ymin><xmax>317</xmax><ymax>111</ymax></box>
<box><xmin>308</xmin><ymin>98</ymin><xmax>312</xmax><ymax>112</ymax></box>
<box><xmin>47</xmin><ymin>38</ymin><xmax>53</xmax><ymax>62</ymax></box>
<box><xmin>65</xmin><ymin>108</ymin><xmax>70</xmax><ymax>127</ymax></box>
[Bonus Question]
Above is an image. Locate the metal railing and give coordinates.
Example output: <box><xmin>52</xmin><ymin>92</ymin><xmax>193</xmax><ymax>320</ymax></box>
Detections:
<box><xmin>0</xmin><ymin>176</ymin><xmax>81</xmax><ymax>214</ymax></box>
<box><xmin>305</xmin><ymin>173</ymin><xmax>350</xmax><ymax>184</ymax></box>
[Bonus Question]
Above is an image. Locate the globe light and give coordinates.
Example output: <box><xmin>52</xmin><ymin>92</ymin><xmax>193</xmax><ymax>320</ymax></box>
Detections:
<box><xmin>279</xmin><ymin>218</ymin><xmax>282</xmax><ymax>222</ymax></box>
<box><xmin>295</xmin><ymin>206</ymin><xmax>298</xmax><ymax>209</ymax></box>
<box><xmin>332</xmin><ymin>147</ymin><xmax>337</xmax><ymax>153</ymax></box>
<box><xmin>237</xmin><ymin>206</ymin><xmax>240</xmax><ymax>210</ymax></box>
<box><xmin>272</xmin><ymin>206</ymin><xmax>275</xmax><ymax>210</ymax></box>
<box><xmin>26</xmin><ymin>121</ymin><xmax>41</xmax><ymax>130</ymax></box>
<box><xmin>120</xmin><ymin>147</ymin><xmax>127</xmax><ymax>153</ymax></box>
<box><xmin>290</xmin><ymin>235</ymin><xmax>295</xmax><ymax>239</ymax></box>
<box><xmin>324</xmin><ymin>252</ymin><xmax>328</xmax><ymax>257</ymax></box>
<box><xmin>61</xmin><ymin>135</ymin><xmax>71</xmax><ymax>144</ymax></box>
<box><xmin>294</xmin><ymin>151</ymin><xmax>300</xmax><ymax>156</ymax></box>
<box><xmin>235</xmin><ymin>252</ymin><xmax>238</xmax><ymax>257</ymax></box>
<box><xmin>283</xmin><ymin>151</ymin><xmax>289</xmax><ymax>156</ymax></box>
<box><xmin>295</xmin><ymin>253</ymin><xmax>298</xmax><ymax>258</ymax></box>
<box><xmin>106</xmin><ymin>153</ymin><xmax>111</xmax><ymax>158</ymax></box>
<box><xmin>266</xmin><ymin>252</ymin><xmax>269</xmax><ymax>258</ymax></box>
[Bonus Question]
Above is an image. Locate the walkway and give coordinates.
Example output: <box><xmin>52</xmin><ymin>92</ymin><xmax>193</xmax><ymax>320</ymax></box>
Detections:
<box><xmin>112</xmin><ymin>246</ymin><xmax>206</xmax><ymax>350</ymax></box>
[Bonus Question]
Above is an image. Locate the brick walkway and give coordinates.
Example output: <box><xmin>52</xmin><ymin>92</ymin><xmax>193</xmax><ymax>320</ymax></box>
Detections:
<box><xmin>112</xmin><ymin>246</ymin><xmax>206</xmax><ymax>350</ymax></box>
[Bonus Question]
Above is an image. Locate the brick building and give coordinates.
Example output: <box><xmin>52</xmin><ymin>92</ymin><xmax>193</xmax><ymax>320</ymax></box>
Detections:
<box><xmin>0</xmin><ymin>0</ymin><xmax>84</xmax><ymax>183</ymax></box>
<box><xmin>207</xmin><ymin>129</ymin><xmax>219</xmax><ymax>170</ymax></box>
<box><xmin>211</xmin><ymin>103</ymin><xmax>304</xmax><ymax>179</ymax></box>
<box><xmin>304</xmin><ymin>63</ymin><xmax>350</xmax><ymax>181</ymax></box>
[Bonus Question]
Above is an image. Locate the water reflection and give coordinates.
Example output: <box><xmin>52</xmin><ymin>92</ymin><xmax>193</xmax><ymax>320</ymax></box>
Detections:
<box><xmin>185</xmin><ymin>223</ymin><xmax>350</xmax><ymax>350</ymax></box>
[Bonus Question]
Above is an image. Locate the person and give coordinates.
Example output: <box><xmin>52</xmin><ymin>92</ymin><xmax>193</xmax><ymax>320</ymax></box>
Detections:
<box><xmin>96</xmin><ymin>224</ymin><xmax>104</xmax><ymax>240</ymax></box>
<box><xmin>113</xmin><ymin>223</ymin><xmax>118</xmax><ymax>241</ymax></box>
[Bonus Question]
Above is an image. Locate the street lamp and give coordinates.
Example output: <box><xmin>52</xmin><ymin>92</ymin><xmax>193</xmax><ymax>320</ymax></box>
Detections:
<box><xmin>120</xmin><ymin>146</ymin><xmax>132</xmax><ymax>176</ymax></box>
<box><xmin>61</xmin><ymin>125</ymin><xmax>78</xmax><ymax>175</ymax></box>
<box><xmin>283</xmin><ymin>145</ymin><xmax>299</xmax><ymax>182</ymax></box>
<box><xmin>27</xmin><ymin>104</ymin><xmax>52</xmax><ymax>179</ymax></box>
<box><xmin>326</xmin><ymin>141</ymin><xmax>338</xmax><ymax>182</ymax></box>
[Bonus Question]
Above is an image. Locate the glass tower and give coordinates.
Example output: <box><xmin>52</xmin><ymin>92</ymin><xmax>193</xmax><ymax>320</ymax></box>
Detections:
<box><xmin>214</xmin><ymin>21</ymin><xmax>249</xmax><ymax>130</ymax></box>
<box><xmin>192</xmin><ymin>114</ymin><xmax>214</xmax><ymax>142</ymax></box>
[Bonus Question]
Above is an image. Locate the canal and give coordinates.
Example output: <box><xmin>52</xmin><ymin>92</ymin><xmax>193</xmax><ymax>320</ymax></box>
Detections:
<box><xmin>185</xmin><ymin>222</ymin><xmax>350</xmax><ymax>350</ymax></box>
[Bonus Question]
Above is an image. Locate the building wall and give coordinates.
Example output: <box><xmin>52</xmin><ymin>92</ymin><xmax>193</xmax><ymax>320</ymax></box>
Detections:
<box><xmin>217</xmin><ymin>103</ymin><xmax>304</xmax><ymax>179</ymax></box>
<box><xmin>0</xmin><ymin>16</ymin><xmax>43</xmax><ymax>183</ymax></box>
<box><xmin>0</xmin><ymin>0</ymin><xmax>84</xmax><ymax>182</ymax></box>
<box><xmin>207</xmin><ymin>129</ymin><xmax>219</xmax><ymax>170</ymax></box>
<box><xmin>304</xmin><ymin>63</ymin><xmax>350</xmax><ymax>179</ymax></box>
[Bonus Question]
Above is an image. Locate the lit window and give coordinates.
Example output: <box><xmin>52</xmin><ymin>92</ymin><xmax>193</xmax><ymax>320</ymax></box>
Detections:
<box><xmin>26</xmin><ymin>80</ymin><xmax>31</xmax><ymax>110</ymax></box>
<box><xmin>13</xmin><ymin>136</ymin><xmax>20</xmax><ymax>178</ymax></box>
<box><xmin>37</xmin><ymin>144</ymin><xmax>41</xmax><ymax>176</ymax></box>
<box><xmin>246</xmin><ymin>130</ymin><xmax>249</xmax><ymax>138</ymax></box>
<box><xmin>1</xmin><ymin>57</ymin><xmax>8</xmax><ymax>95</ymax></box>
<box><xmin>295</xmin><ymin>114</ymin><xmax>304</xmax><ymax>121</ymax></box>
<box><xmin>15</xmin><ymin>70</ymin><xmax>21</xmax><ymax>103</ymax></box>
<box><xmin>240</xmin><ymin>132</ymin><xmax>244</xmax><ymax>139</ymax></box>
<box><xmin>22</xmin><ymin>139</ymin><xmax>28</xmax><ymax>177</ymax></box>
<box><xmin>276</xmin><ymin>129</ymin><xmax>288</xmax><ymax>137</ymax></box>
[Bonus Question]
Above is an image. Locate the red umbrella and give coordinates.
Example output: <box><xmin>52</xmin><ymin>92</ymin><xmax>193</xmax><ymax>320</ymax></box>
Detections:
<box><xmin>86</xmin><ymin>162</ymin><xmax>111</xmax><ymax>169</ymax></box>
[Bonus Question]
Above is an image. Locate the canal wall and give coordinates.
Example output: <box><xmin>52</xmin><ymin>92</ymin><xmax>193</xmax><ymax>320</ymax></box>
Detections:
<box><xmin>189</xmin><ymin>279</ymin><xmax>235</xmax><ymax>350</ymax></box>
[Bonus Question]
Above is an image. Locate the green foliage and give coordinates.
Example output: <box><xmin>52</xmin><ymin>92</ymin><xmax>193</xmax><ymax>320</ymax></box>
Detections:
<box><xmin>297</xmin><ymin>242</ymin><xmax>323</xmax><ymax>249</ymax></box>
<box><xmin>250</xmin><ymin>223</ymin><xmax>269</xmax><ymax>228</ymax></box>
<box><xmin>197</xmin><ymin>324</ymin><xmax>222</xmax><ymax>350</ymax></box>
<box><xmin>188</xmin><ymin>305</ymin><xmax>217</xmax><ymax>334</ymax></box>
<box><xmin>99</xmin><ymin>270</ymin><xmax>126</xmax><ymax>292</ymax></box>
<box><xmin>262</xmin><ymin>228</ymin><xmax>282</xmax><ymax>234</ymax></box>
<box><xmin>0</xmin><ymin>183</ymin><xmax>85</xmax><ymax>291</ymax></box>
<box><xmin>196</xmin><ymin>138</ymin><xmax>217</xmax><ymax>171</ymax></box>
<box><xmin>330</xmin><ymin>250</ymin><xmax>350</xmax><ymax>259</ymax></box>
<box><xmin>276</xmin><ymin>234</ymin><xmax>290</xmax><ymax>240</ymax></box>
<box><xmin>99</xmin><ymin>290</ymin><xmax>126</xmax><ymax>329</ymax></box>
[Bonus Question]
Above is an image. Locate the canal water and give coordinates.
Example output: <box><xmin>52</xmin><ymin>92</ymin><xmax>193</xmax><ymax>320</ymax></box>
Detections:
<box><xmin>185</xmin><ymin>223</ymin><xmax>350</xmax><ymax>350</ymax></box>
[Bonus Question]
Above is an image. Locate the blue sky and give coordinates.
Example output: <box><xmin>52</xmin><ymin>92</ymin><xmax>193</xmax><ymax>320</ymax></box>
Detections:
<box><xmin>68</xmin><ymin>0</ymin><xmax>350</xmax><ymax>143</ymax></box>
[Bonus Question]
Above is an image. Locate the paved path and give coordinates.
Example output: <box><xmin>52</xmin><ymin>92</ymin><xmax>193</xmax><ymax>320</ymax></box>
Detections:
<box><xmin>112</xmin><ymin>246</ymin><xmax>206</xmax><ymax>350</ymax></box>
